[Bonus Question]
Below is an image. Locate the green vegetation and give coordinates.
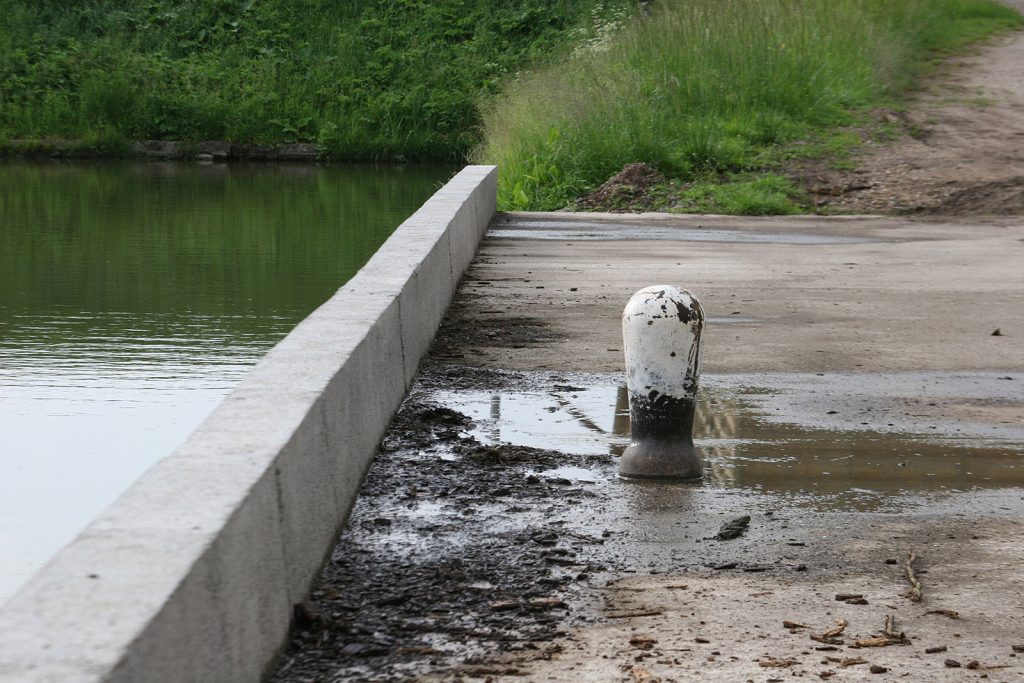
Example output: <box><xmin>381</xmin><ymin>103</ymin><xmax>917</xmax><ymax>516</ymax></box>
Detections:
<box><xmin>476</xmin><ymin>0</ymin><xmax>1023</xmax><ymax>212</ymax></box>
<box><xmin>0</xmin><ymin>0</ymin><xmax>623</xmax><ymax>160</ymax></box>
<box><xmin>672</xmin><ymin>175</ymin><xmax>806</xmax><ymax>216</ymax></box>
<box><xmin>3</xmin><ymin>0</ymin><xmax>1021</xmax><ymax>214</ymax></box>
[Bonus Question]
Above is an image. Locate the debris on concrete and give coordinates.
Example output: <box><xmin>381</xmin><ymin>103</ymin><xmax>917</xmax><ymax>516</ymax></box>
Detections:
<box><xmin>825</xmin><ymin>655</ymin><xmax>867</xmax><ymax>667</ymax></box>
<box><xmin>905</xmin><ymin>551</ymin><xmax>923</xmax><ymax>602</ymax></box>
<box><xmin>629</xmin><ymin>634</ymin><xmax>658</xmax><ymax>651</ymax></box>
<box><xmin>714</xmin><ymin>515</ymin><xmax>751</xmax><ymax>540</ymax></box>
<box><xmin>759</xmin><ymin>656</ymin><xmax>798</xmax><ymax>668</ymax></box>
<box><xmin>925</xmin><ymin>609</ymin><xmax>960</xmax><ymax>619</ymax></box>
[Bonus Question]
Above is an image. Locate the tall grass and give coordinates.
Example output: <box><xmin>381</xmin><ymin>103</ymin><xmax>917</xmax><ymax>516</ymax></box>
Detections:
<box><xmin>477</xmin><ymin>0</ymin><xmax>1023</xmax><ymax>210</ymax></box>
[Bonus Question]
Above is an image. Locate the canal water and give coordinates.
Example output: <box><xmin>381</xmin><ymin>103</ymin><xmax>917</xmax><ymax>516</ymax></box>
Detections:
<box><xmin>0</xmin><ymin>160</ymin><xmax>453</xmax><ymax>604</ymax></box>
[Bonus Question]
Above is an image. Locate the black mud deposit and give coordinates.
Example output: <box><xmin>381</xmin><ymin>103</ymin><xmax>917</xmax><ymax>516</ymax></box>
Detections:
<box><xmin>430</xmin><ymin>301</ymin><xmax>557</xmax><ymax>362</ymax></box>
<box><xmin>271</xmin><ymin>369</ymin><xmax>614</xmax><ymax>682</ymax></box>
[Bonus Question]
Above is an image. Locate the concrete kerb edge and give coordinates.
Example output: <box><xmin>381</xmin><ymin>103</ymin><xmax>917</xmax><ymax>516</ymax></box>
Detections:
<box><xmin>0</xmin><ymin>165</ymin><xmax>498</xmax><ymax>683</ymax></box>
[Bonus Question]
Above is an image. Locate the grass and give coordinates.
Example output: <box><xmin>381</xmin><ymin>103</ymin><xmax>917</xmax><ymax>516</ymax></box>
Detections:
<box><xmin>672</xmin><ymin>175</ymin><xmax>807</xmax><ymax>216</ymax></box>
<box><xmin>0</xmin><ymin>0</ymin><xmax>629</xmax><ymax>161</ymax></box>
<box><xmin>475</xmin><ymin>0</ymin><xmax>1023</xmax><ymax>211</ymax></box>
<box><xmin>2</xmin><ymin>0</ymin><xmax>1020</xmax><ymax>214</ymax></box>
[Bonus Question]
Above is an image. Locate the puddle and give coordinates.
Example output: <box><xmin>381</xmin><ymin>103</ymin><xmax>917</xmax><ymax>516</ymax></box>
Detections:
<box><xmin>534</xmin><ymin>466</ymin><xmax>602</xmax><ymax>484</ymax></box>
<box><xmin>432</xmin><ymin>379</ymin><xmax>1024</xmax><ymax>512</ymax></box>
<box><xmin>435</xmin><ymin>384</ymin><xmax>629</xmax><ymax>457</ymax></box>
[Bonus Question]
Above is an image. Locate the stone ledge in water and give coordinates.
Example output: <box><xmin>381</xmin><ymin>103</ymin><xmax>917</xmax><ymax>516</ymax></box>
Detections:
<box><xmin>2</xmin><ymin>138</ymin><xmax>323</xmax><ymax>161</ymax></box>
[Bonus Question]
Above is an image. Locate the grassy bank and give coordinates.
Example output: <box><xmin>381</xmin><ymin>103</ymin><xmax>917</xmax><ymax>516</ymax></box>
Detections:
<box><xmin>0</xmin><ymin>0</ymin><xmax>624</xmax><ymax>160</ymax></box>
<box><xmin>476</xmin><ymin>0</ymin><xmax>1023</xmax><ymax>212</ymax></box>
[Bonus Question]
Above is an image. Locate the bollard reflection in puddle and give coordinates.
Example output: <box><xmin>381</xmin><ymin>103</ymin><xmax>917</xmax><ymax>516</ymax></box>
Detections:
<box><xmin>432</xmin><ymin>378</ymin><xmax>1023</xmax><ymax>512</ymax></box>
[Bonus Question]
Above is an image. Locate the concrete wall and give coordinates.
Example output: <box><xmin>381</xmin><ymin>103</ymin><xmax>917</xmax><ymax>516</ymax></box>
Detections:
<box><xmin>0</xmin><ymin>165</ymin><xmax>498</xmax><ymax>683</ymax></box>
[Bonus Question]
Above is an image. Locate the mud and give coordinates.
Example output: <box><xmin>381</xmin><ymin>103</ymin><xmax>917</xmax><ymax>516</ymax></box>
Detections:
<box><xmin>272</xmin><ymin>361</ymin><xmax>1024</xmax><ymax>682</ymax></box>
<box><xmin>271</xmin><ymin>367</ymin><xmax>617</xmax><ymax>682</ymax></box>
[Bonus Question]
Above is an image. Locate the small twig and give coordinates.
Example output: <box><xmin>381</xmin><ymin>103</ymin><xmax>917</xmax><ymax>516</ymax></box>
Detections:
<box><xmin>835</xmin><ymin>593</ymin><xmax>863</xmax><ymax>601</ymax></box>
<box><xmin>925</xmin><ymin>609</ymin><xmax>960</xmax><ymax>619</ymax></box>
<box><xmin>883</xmin><ymin>614</ymin><xmax>899</xmax><ymax>639</ymax></box>
<box><xmin>905</xmin><ymin>551</ymin><xmax>923</xmax><ymax>602</ymax></box>
<box><xmin>854</xmin><ymin>637</ymin><xmax>892</xmax><ymax>648</ymax></box>
<box><xmin>822</xmin><ymin>618</ymin><xmax>849</xmax><ymax>639</ymax></box>
<box><xmin>759</xmin><ymin>657</ymin><xmax>798</xmax><ymax>668</ymax></box>
<box><xmin>606</xmin><ymin>610</ymin><xmax>664</xmax><ymax>619</ymax></box>
<box><xmin>826</xmin><ymin>656</ymin><xmax>867</xmax><ymax>667</ymax></box>
<box><xmin>853</xmin><ymin>614</ymin><xmax>910</xmax><ymax>647</ymax></box>
<box><xmin>810</xmin><ymin>618</ymin><xmax>848</xmax><ymax>645</ymax></box>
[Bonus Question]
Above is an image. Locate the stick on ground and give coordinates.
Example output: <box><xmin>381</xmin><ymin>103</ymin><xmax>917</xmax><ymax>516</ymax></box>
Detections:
<box><xmin>905</xmin><ymin>551</ymin><xmax>923</xmax><ymax>602</ymax></box>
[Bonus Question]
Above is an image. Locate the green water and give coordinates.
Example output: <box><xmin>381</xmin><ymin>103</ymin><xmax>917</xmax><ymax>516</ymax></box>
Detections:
<box><xmin>0</xmin><ymin>160</ymin><xmax>454</xmax><ymax>603</ymax></box>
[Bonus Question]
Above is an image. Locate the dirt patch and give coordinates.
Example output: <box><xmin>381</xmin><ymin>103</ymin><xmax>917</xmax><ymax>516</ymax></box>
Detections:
<box><xmin>917</xmin><ymin>175</ymin><xmax>1024</xmax><ymax>215</ymax></box>
<box><xmin>798</xmin><ymin>28</ymin><xmax>1024</xmax><ymax>215</ymax></box>
<box><xmin>574</xmin><ymin>163</ymin><xmax>667</xmax><ymax>212</ymax></box>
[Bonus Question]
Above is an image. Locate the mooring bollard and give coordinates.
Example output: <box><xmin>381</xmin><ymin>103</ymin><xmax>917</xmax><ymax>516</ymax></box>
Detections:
<box><xmin>619</xmin><ymin>285</ymin><xmax>705</xmax><ymax>479</ymax></box>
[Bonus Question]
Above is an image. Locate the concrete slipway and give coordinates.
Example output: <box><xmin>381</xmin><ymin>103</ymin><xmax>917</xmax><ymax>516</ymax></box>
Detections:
<box><xmin>442</xmin><ymin>212</ymin><xmax>1024</xmax><ymax>680</ymax></box>
<box><xmin>273</xmin><ymin>211</ymin><xmax>1024</xmax><ymax>681</ymax></box>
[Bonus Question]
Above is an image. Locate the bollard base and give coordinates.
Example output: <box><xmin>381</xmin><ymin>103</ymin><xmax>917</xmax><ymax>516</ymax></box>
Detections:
<box><xmin>618</xmin><ymin>439</ymin><xmax>704</xmax><ymax>480</ymax></box>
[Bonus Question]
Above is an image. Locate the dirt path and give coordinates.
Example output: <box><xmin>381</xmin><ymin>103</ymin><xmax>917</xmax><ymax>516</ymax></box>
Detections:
<box><xmin>804</xmin><ymin>10</ymin><xmax>1024</xmax><ymax>215</ymax></box>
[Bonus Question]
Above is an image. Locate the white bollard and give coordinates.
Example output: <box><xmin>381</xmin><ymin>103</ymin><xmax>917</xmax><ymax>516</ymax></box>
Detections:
<box><xmin>619</xmin><ymin>285</ymin><xmax>705</xmax><ymax>479</ymax></box>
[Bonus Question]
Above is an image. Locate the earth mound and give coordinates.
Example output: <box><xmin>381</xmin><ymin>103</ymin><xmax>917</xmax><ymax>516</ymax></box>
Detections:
<box><xmin>575</xmin><ymin>162</ymin><xmax>666</xmax><ymax>212</ymax></box>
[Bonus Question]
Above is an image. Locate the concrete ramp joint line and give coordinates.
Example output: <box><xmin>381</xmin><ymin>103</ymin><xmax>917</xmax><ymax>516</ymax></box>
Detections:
<box><xmin>0</xmin><ymin>165</ymin><xmax>498</xmax><ymax>683</ymax></box>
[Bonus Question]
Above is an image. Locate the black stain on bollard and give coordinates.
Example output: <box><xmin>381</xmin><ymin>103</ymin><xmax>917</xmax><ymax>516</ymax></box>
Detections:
<box><xmin>619</xmin><ymin>285</ymin><xmax>705</xmax><ymax>480</ymax></box>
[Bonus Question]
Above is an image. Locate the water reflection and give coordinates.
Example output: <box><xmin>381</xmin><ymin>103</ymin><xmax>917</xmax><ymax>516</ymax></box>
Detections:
<box><xmin>437</xmin><ymin>381</ymin><xmax>1024</xmax><ymax>511</ymax></box>
<box><xmin>0</xmin><ymin>160</ymin><xmax>453</xmax><ymax>604</ymax></box>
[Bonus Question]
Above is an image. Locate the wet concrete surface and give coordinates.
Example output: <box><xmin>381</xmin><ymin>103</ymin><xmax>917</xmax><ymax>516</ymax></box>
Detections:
<box><xmin>273</xmin><ymin>213</ymin><xmax>1023</xmax><ymax>682</ymax></box>
<box><xmin>437</xmin><ymin>374</ymin><xmax>1024</xmax><ymax>512</ymax></box>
